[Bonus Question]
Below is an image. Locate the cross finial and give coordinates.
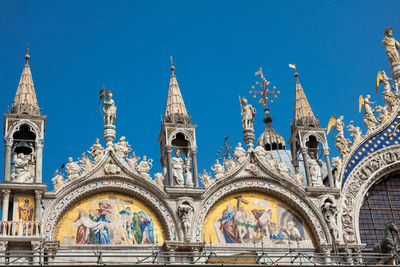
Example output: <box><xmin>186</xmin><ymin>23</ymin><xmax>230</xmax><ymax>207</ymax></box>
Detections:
<box><xmin>25</xmin><ymin>43</ymin><xmax>30</xmax><ymax>64</ymax></box>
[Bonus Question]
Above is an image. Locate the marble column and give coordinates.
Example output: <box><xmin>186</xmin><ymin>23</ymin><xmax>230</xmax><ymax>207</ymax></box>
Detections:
<box><xmin>34</xmin><ymin>191</ymin><xmax>42</xmax><ymax>221</ymax></box>
<box><xmin>301</xmin><ymin>148</ymin><xmax>312</xmax><ymax>186</ymax></box>
<box><xmin>1</xmin><ymin>190</ymin><xmax>10</xmax><ymax>221</ymax></box>
<box><xmin>35</xmin><ymin>140</ymin><xmax>44</xmax><ymax>183</ymax></box>
<box><xmin>323</xmin><ymin>149</ymin><xmax>335</xmax><ymax>188</ymax></box>
<box><xmin>4</xmin><ymin>140</ymin><xmax>12</xmax><ymax>182</ymax></box>
<box><xmin>166</xmin><ymin>146</ymin><xmax>174</xmax><ymax>187</ymax></box>
<box><xmin>191</xmin><ymin>147</ymin><xmax>199</xmax><ymax>188</ymax></box>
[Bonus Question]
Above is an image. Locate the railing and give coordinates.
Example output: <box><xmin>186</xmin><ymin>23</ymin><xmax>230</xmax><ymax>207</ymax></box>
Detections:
<box><xmin>0</xmin><ymin>247</ymin><xmax>395</xmax><ymax>266</ymax></box>
<box><xmin>0</xmin><ymin>221</ymin><xmax>41</xmax><ymax>237</ymax></box>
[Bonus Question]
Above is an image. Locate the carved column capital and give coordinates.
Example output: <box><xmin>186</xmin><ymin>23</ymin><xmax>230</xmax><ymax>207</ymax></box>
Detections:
<box><xmin>1</xmin><ymin>190</ymin><xmax>10</xmax><ymax>198</ymax></box>
<box><xmin>191</xmin><ymin>147</ymin><xmax>198</xmax><ymax>154</ymax></box>
<box><xmin>34</xmin><ymin>190</ymin><xmax>43</xmax><ymax>200</ymax></box>
<box><xmin>35</xmin><ymin>139</ymin><xmax>44</xmax><ymax>148</ymax></box>
<box><xmin>4</xmin><ymin>138</ymin><xmax>13</xmax><ymax>147</ymax></box>
<box><xmin>166</xmin><ymin>145</ymin><xmax>173</xmax><ymax>153</ymax></box>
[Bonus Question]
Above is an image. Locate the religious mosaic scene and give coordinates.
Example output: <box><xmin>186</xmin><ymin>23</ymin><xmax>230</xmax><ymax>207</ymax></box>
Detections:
<box><xmin>2</xmin><ymin>15</ymin><xmax>400</xmax><ymax>265</ymax></box>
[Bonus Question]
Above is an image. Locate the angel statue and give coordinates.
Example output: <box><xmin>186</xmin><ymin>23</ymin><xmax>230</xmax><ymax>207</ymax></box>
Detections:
<box><xmin>376</xmin><ymin>70</ymin><xmax>398</xmax><ymax>111</ymax></box>
<box><xmin>327</xmin><ymin>115</ymin><xmax>350</xmax><ymax>157</ymax></box>
<box><xmin>240</xmin><ymin>97</ymin><xmax>256</xmax><ymax>131</ymax></box>
<box><xmin>359</xmin><ymin>95</ymin><xmax>378</xmax><ymax>133</ymax></box>
<box><xmin>382</xmin><ymin>27</ymin><xmax>400</xmax><ymax>65</ymax></box>
<box><xmin>103</xmin><ymin>90</ymin><xmax>117</xmax><ymax>125</ymax></box>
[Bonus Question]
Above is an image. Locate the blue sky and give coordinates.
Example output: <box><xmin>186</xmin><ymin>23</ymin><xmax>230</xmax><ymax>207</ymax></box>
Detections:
<box><xmin>1</xmin><ymin>1</ymin><xmax>399</xmax><ymax>189</ymax></box>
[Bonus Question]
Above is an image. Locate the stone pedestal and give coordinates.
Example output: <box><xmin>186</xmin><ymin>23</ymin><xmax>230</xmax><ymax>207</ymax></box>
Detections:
<box><xmin>103</xmin><ymin>125</ymin><xmax>116</xmax><ymax>148</ymax></box>
<box><xmin>391</xmin><ymin>61</ymin><xmax>400</xmax><ymax>94</ymax></box>
<box><xmin>243</xmin><ymin>129</ymin><xmax>255</xmax><ymax>151</ymax></box>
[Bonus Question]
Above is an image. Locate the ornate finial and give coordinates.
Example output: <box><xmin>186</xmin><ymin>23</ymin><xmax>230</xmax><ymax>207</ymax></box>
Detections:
<box><xmin>170</xmin><ymin>56</ymin><xmax>175</xmax><ymax>75</ymax></box>
<box><xmin>249</xmin><ymin>67</ymin><xmax>280</xmax><ymax>110</ymax></box>
<box><xmin>216</xmin><ymin>136</ymin><xmax>233</xmax><ymax>160</ymax></box>
<box><xmin>25</xmin><ymin>43</ymin><xmax>30</xmax><ymax>64</ymax></box>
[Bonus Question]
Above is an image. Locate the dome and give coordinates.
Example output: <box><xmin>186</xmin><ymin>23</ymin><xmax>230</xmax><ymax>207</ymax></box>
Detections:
<box><xmin>256</xmin><ymin>110</ymin><xmax>286</xmax><ymax>151</ymax></box>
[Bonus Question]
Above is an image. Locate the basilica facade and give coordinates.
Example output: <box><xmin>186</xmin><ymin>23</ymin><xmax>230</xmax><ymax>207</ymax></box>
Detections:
<box><xmin>1</xmin><ymin>28</ymin><xmax>400</xmax><ymax>265</ymax></box>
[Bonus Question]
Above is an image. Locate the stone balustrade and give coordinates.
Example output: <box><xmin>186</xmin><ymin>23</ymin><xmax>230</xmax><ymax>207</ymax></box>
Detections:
<box><xmin>0</xmin><ymin>221</ymin><xmax>41</xmax><ymax>237</ymax></box>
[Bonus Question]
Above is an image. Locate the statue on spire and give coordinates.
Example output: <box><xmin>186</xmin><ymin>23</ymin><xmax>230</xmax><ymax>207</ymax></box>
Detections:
<box><xmin>383</xmin><ymin>27</ymin><xmax>400</xmax><ymax>65</ymax></box>
<box><xmin>103</xmin><ymin>90</ymin><xmax>117</xmax><ymax>126</ymax></box>
<box><xmin>240</xmin><ymin>97</ymin><xmax>256</xmax><ymax>131</ymax></box>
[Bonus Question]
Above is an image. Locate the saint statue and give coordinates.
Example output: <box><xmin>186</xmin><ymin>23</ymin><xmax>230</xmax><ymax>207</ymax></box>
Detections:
<box><xmin>89</xmin><ymin>138</ymin><xmax>104</xmax><ymax>162</ymax></box>
<box><xmin>211</xmin><ymin>159</ymin><xmax>225</xmax><ymax>179</ymax></box>
<box><xmin>65</xmin><ymin>157</ymin><xmax>81</xmax><ymax>180</ymax></box>
<box><xmin>184</xmin><ymin>157</ymin><xmax>194</xmax><ymax>187</ymax></box>
<box><xmin>103</xmin><ymin>90</ymin><xmax>117</xmax><ymax>125</ymax></box>
<box><xmin>308</xmin><ymin>154</ymin><xmax>323</xmax><ymax>187</ymax></box>
<box><xmin>321</xmin><ymin>198</ymin><xmax>340</xmax><ymax>243</ymax></box>
<box><xmin>136</xmin><ymin>155</ymin><xmax>153</xmax><ymax>179</ymax></box>
<box><xmin>233</xmin><ymin>142</ymin><xmax>247</xmax><ymax>164</ymax></box>
<box><xmin>240</xmin><ymin>97</ymin><xmax>256</xmax><ymax>131</ymax></box>
<box><xmin>382</xmin><ymin>27</ymin><xmax>400</xmax><ymax>65</ymax></box>
<box><xmin>11</xmin><ymin>153</ymin><xmax>32</xmax><ymax>183</ymax></box>
<box><xmin>114</xmin><ymin>136</ymin><xmax>132</xmax><ymax>158</ymax></box>
<box><xmin>171</xmin><ymin>149</ymin><xmax>185</xmax><ymax>186</ymax></box>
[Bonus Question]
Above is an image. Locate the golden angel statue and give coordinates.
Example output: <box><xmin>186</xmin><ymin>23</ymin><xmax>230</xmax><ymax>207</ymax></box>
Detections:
<box><xmin>327</xmin><ymin>115</ymin><xmax>350</xmax><ymax>157</ymax></box>
<box><xmin>359</xmin><ymin>95</ymin><xmax>378</xmax><ymax>133</ymax></box>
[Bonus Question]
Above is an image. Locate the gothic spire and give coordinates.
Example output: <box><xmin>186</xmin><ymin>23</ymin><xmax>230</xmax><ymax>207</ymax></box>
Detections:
<box><xmin>11</xmin><ymin>46</ymin><xmax>41</xmax><ymax>116</ymax></box>
<box><xmin>291</xmin><ymin>69</ymin><xmax>319</xmax><ymax>130</ymax></box>
<box><xmin>164</xmin><ymin>57</ymin><xmax>191</xmax><ymax>124</ymax></box>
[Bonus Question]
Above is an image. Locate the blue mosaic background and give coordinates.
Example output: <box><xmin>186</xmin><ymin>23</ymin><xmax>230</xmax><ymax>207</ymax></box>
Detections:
<box><xmin>342</xmin><ymin>115</ymin><xmax>400</xmax><ymax>187</ymax></box>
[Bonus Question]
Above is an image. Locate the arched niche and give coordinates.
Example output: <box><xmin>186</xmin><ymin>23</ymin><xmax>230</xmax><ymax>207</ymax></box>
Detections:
<box><xmin>194</xmin><ymin>179</ymin><xmax>328</xmax><ymax>246</ymax></box>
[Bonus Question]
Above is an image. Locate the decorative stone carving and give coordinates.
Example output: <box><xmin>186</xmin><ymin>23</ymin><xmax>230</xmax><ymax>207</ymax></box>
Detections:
<box><xmin>382</xmin><ymin>27</ymin><xmax>400</xmax><ymax>65</ymax></box>
<box><xmin>104</xmin><ymin>162</ymin><xmax>121</xmax><ymax>175</ymax></box>
<box><xmin>154</xmin><ymin>173</ymin><xmax>164</xmax><ymax>188</ymax></box>
<box><xmin>126</xmin><ymin>152</ymin><xmax>140</xmax><ymax>173</ymax></box>
<box><xmin>10</xmin><ymin>153</ymin><xmax>32</xmax><ymax>183</ymax></box>
<box><xmin>309</xmin><ymin>157</ymin><xmax>323</xmax><ymax>187</ymax></box>
<box><xmin>199</xmin><ymin>170</ymin><xmax>214</xmax><ymax>188</ymax></box>
<box><xmin>65</xmin><ymin>157</ymin><xmax>81</xmax><ymax>181</ymax></box>
<box><xmin>332</xmin><ymin>115</ymin><xmax>350</xmax><ymax>157</ymax></box>
<box><xmin>0</xmin><ymin>241</ymin><xmax>7</xmax><ymax>252</ymax></box>
<box><xmin>245</xmin><ymin>162</ymin><xmax>260</xmax><ymax>175</ymax></box>
<box><xmin>51</xmin><ymin>170</ymin><xmax>65</xmax><ymax>191</ymax></box>
<box><xmin>103</xmin><ymin>90</ymin><xmax>117</xmax><ymax>126</ymax></box>
<box><xmin>360</xmin><ymin>94</ymin><xmax>378</xmax><ymax>133</ymax></box>
<box><xmin>223</xmin><ymin>158</ymin><xmax>237</xmax><ymax>175</ymax></box>
<box><xmin>114</xmin><ymin>136</ymin><xmax>132</xmax><ymax>159</ymax></box>
<box><xmin>381</xmin><ymin>71</ymin><xmax>398</xmax><ymax>111</ymax></box>
<box><xmin>79</xmin><ymin>152</ymin><xmax>93</xmax><ymax>175</ymax></box>
<box><xmin>321</xmin><ymin>196</ymin><xmax>340</xmax><ymax>244</ymax></box>
<box><xmin>346</xmin><ymin>121</ymin><xmax>363</xmax><ymax>147</ymax></box>
<box><xmin>89</xmin><ymin>138</ymin><xmax>104</xmax><ymax>163</ymax></box>
<box><xmin>292</xmin><ymin>170</ymin><xmax>304</xmax><ymax>186</ymax></box>
<box><xmin>211</xmin><ymin>159</ymin><xmax>225</xmax><ymax>179</ymax></box>
<box><xmin>184</xmin><ymin>157</ymin><xmax>193</xmax><ymax>187</ymax></box>
<box><xmin>376</xmin><ymin>105</ymin><xmax>391</xmax><ymax>124</ymax></box>
<box><xmin>136</xmin><ymin>155</ymin><xmax>153</xmax><ymax>179</ymax></box>
<box><xmin>171</xmin><ymin>149</ymin><xmax>184</xmax><ymax>186</ymax></box>
<box><xmin>233</xmin><ymin>142</ymin><xmax>246</xmax><ymax>165</ymax></box>
<box><xmin>240</xmin><ymin>97</ymin><xmax>256</xmax><ymax>131</ymax></box>
<box><xmin>277</xmin><ymin>159</ymin><xmax>290</xmax><ymax>178</ymax></box>
<box><xmin>331</xmin><ymin>156</ymin><xmax>343</xmax><ymax>183</ymax></box>
<box><xmin>178</xmin><ymin>202</ymin><xmax>194</xmax><ymax>242</ymax></box>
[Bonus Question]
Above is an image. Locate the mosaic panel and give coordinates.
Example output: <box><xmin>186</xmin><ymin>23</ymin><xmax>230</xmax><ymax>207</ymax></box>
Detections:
<box><xmin>202</xmin><ymin>192</ymin><xmax>313</xmax><ymax>246</ymax></box>
<box><xmin>54</xmin><ymin>192</ymin><xmax>166</xmax><ymax>245</ymax></box>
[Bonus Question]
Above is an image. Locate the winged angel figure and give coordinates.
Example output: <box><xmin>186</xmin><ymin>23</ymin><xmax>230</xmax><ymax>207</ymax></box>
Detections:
<box><xmin>327</xmin><ymin>115</ymin><xmax>350</xmax><ymax>157</ymax></box>
<box><xmin>359</xmin><ymin>95</ymin><xmax>378</xmax><ymax>133</ymax></box>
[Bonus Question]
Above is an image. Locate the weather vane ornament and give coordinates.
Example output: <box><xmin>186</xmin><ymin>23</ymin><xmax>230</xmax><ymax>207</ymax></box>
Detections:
<box><xmin>98</xmin><ymin>85</ymin><xmax>117</xmax><ymax>147</ymax></box>
<box><xmin>249</xmin><ymin>67</ymin><xmax>280</xmax><ymax>110</ymax></box>
<box><xmin>216</xmin><ymin>136</ymin><xmax>233</xmax><ymax>161</ymax></box>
